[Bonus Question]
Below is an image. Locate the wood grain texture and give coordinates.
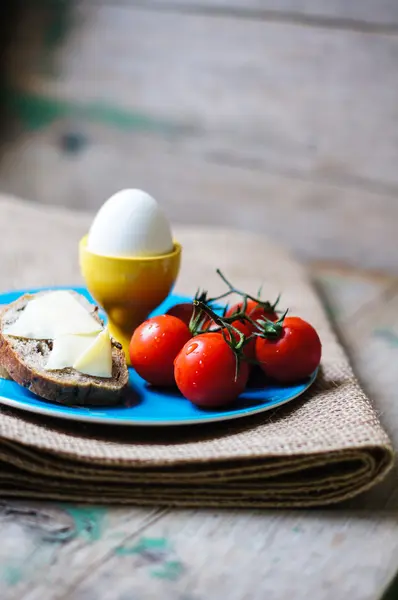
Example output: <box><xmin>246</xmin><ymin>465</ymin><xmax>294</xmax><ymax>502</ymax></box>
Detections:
<box><xmin>140</xmin><ymin>0</ymin><xmax>398</xmax><ymax>28</ymax></box>
<box><xmin>6</xmin><ymin>4</ymin><xmax>398</xmax><ymax>195</ymax></box>
<box><xmin>0</xmin><ymin>502</ymin><xmax>168</xmax><ymax>599</ymax></box>
<box><xmin>59</xmin><ymin>509</ymin><xmax>398</xmax><ymax>600</ymax></box>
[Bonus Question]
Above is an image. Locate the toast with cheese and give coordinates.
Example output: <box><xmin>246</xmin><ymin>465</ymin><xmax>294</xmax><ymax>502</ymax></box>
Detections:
<box><xmin>0</xmin><ymin>292</ymin><xmax>129</xmax><ymax>406</ymax></box>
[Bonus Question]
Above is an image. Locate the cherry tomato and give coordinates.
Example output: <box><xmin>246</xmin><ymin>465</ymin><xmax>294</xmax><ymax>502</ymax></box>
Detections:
<box><xmin>226</xmin><ymin>299</ymin><xmax>278</xmax><ymax>326</ymax></box>
<box><xmin>255</xmin><ymin>317</ymin><xmax>321</xmax><ymax>383</ymax></box>
<box><xmin>166</xmin><ymin>302</ymin><xmax>194</xmax><ymax>326</ymax></box>
<box><xmin>174</xmin><ymin>333</ymin><xmax>249</xmax><ymax>407</ymax></box>
<box><xmin>129</xmin><ymin>315</ymin><xmax>191</xmax><ymax>386</ymax></box>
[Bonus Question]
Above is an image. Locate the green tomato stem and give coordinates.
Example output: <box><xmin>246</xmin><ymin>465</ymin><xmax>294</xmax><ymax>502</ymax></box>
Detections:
<box><xmin>216</xmin><ymin>269</ymin><xmax>281</xmax><ymax>314</ymax></box>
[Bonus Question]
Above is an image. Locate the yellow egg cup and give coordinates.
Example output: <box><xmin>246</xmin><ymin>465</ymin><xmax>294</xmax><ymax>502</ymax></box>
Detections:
<box><xmin>79</xmin><ymin>236</ymin><xmax>181</xmax><ymax>365</ymax></box>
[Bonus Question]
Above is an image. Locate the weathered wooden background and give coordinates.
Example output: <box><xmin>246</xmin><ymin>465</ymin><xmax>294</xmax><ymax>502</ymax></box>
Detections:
<box><xmin>0</xmin><ymin>1</ymin><xmax>398</xmax><ymax>599</ymax></box>
<box><xmin>1</xmin><ymin>0</ymin><xmax>398</xmax><ymax>271</ymax></box>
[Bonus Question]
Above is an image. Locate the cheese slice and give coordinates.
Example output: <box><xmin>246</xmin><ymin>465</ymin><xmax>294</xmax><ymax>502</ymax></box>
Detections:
<box><xmin>4</xmin><ymin>291</ymin><xmax>102</xmax><ymax>339</ymax></box>
<box><xmin>45</xmin><ymin>334</ymin><xmax>97</xmax><ymax>371</ymax></box>
<box><xmin>73</xmin><ymin>328</ymin><xmax>112</xmax><ymax>378</ymax></box>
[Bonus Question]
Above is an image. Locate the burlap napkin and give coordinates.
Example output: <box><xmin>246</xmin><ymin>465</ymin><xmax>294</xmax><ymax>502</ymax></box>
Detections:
<box><xmin>0</xmin><ymin>196</ymin><xmax>393</xmax><ymax>507</ymax></box>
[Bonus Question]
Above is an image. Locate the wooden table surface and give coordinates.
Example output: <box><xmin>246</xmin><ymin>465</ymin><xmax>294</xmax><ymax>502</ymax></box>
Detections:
<box><xmin>0</xmin><ymin>1</ymin><xmax>398</xmax><ymax>598</ymax></box>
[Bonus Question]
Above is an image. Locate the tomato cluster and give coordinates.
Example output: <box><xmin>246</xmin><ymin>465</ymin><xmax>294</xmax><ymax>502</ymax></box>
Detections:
<box><xmin>129</xmin><ymin>274</ymin><xmax>322</xmax><ymax>408</ymax></box>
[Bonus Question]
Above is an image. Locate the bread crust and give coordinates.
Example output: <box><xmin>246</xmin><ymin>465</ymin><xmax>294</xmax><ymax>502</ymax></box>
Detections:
<box><xmin>0</xmin><ymin>293</ymin><xmax>129</xmax><ymax>406</ymax></box>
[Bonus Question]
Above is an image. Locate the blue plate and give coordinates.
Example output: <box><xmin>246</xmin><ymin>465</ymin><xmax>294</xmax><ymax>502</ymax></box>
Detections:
<box><xmin>0</xmin><ymin>287</ymin><xmax>317</xmax><ymax>426</ymax></box>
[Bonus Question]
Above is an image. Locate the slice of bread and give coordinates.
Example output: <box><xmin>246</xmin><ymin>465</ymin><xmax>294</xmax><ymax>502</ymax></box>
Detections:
<box><xmin>0</xmin><ymin>365</ymin><xmax>10</xmax><ymax>380</ymax></box>
<box><xmin>0</xmin><ymin>307</ymin><xmax>11</xmax><ymax>379</ymax></box>
<box><xmin>0</xmin><ymin>291</ymin><xmax>129</xmax><ymax>406</ymax></box>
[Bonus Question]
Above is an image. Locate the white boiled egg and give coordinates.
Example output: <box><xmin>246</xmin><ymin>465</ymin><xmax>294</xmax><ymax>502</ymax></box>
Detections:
<box><xmin>87</xmin><ymin>189</ymin><xmax>174</xmax><ymax>258</ymax></box>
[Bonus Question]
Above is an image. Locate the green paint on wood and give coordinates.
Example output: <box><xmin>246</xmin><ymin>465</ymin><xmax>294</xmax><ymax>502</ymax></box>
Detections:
<box><xmin>292</xmin><ymin>526</ymin><xmax>302</xmax><ymax>533</ymax></box>
<box><xmin>115</xmin><ymin>537</ymin><xmax>184</xmax><ymax>580</ymax></box>
<box><xmin>38</xmin><ymin>0</ymin><xmax>74</xmax><ymax>76</ymax></box>
<box><xmin>44</xmin><ymin>527</ymin><xmax>75</xmax><ymax>544</ymax></box>
<box><xmin>61</xmin><ymin>505</ymin><xmax>107</xmax><ymax>542</ymax></box>
<box><xmin>4</xmin><ymin>89</ymin><xmax>196</xmax><ymax>135</ymax></box>
<box><xmin>2</xmin><ymin>565</ymin><xmax>24</xmax><ymax>587</ymax></box>
<box><xmin>0</xmin><ymin>504</ymin><xmax>107</xmax><ymax>588</ymax></box>
<box><xmin>374</xmin><ymin>329</ymin><xmax>398</xmax><ymax>346</ymax></box>
<box><xmin>115</xmin><ymin>536</ymin><xmax>169</xmax><ymax>556</ymax></box>
<box><xmin>151</xmin><ymin>560</ymin><xmax>184</xmax><ymax>581</ymax></box>
<box><xmin>44</xmin><ymin>0</ymin><xmax>71</xmax><ymax>50</ymax></box>
<box><xmin>7</xmin><ymin>92</ymin><xmax>65</xmax><ymax>130</ymax></box>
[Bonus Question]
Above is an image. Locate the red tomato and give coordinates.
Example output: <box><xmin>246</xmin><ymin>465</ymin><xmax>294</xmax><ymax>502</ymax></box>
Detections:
<box><xmin>255</xmin><ymin>317</ymin><xmax>321</xmax><ymax>383</ymax></box>
<box><xmin>226</xmin><ymin>299</ymin><xmax>278</xmax><ymax>326</ymax></box>
<box><xmin>166</xmin><ymin>302</ymin><xmax>194</xmax><ymax>326</ymax></box>
<box><xmin>174</xmin><ymin>333</ymin><xmax>249</xmax><ymax>407</ymax></box>
<box><xmin>129</xmin><ymin>315</ymin><xmax>191</xmax><ymax>386</ymax></box>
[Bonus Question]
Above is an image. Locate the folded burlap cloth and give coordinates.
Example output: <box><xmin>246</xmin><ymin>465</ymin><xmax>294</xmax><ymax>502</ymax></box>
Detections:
<box><xmin>0</xmin><ymin>196</ymin><xmax>393</xmax><ymax>507</ymax></box>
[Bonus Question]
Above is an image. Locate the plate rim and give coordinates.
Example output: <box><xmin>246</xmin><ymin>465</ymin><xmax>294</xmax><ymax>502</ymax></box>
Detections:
<box><xmin>0</xmin><ymin>369</ymin><xmax>318</xmax><ymax>426</ymax></box>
